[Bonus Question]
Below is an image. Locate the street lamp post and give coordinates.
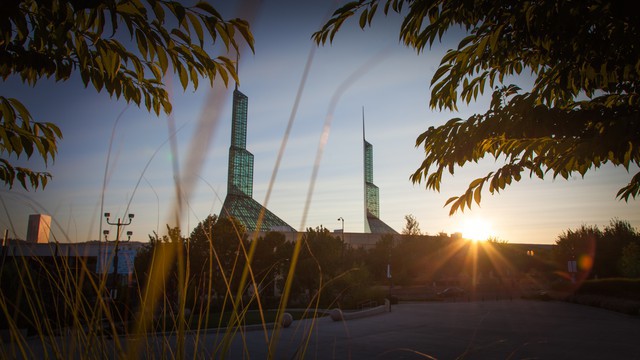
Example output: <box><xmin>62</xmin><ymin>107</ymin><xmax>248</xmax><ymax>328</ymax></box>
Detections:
<box><xmin>387</xmin><ymin>254</ymin><xmax>392</xmax><ymax>312</ymax></box>
<box><xmin>337</xmin><ymin>217</ymin><xmax>344</xmax><ymax>242</ymax></box>
<box><xmin>337</xmin><ymin>217</ymin><xmax>345</xmax><ymax>255</ymax></box>
<box><xmin>104</xmin><ymin>212</ymin><xmax>134</xmax><ymax>300</ymax></box>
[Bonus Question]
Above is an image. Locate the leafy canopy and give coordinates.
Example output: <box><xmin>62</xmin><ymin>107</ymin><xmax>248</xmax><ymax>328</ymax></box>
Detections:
<box><xmin>1</xmin><ymin>0</ymin><xmax>254</xmax><ymax>190</ymax></box>
<box><xmin>314</xmin><ymin>0</ymin><xmax>639</xmax><ymax>214</ymax></box>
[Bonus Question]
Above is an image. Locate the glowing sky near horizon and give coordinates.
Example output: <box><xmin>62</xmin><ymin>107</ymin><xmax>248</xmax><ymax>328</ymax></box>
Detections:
<box><xmin>1</xmin><ymin>0</ymin><xmax>638</xmax><ymax>244</ymax></box>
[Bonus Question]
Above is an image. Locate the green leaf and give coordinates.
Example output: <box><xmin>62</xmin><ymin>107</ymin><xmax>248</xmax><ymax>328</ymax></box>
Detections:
<box><xmin>136</xmin><ymin>29</ymin><xmax>148</xmax><ymax>58</ymax></box>
<box><xmin>169</xmin><ymin>1</ymin><xmax>186</xmax><ymax>23</ymax></box>
<box><xmin>359</xmin><ymin>9</ymin><xmax>368</xmax><ymax>28</ymax></box>
<box><xmin>17</xmin><ymin>171</ymin><xmax>27</xmax><ymax>189</ymax></box>
<box><xmin>91</xmin><ymin>70</ymin><xmax>104</xmax><ymax>91</ymax></box>
<box><xmin>8</xmin><ymin>98</ymin><xmax>31</xmax><ymax>124</ymax></box>
<box><xmin>469</xmin><ymin>177</ymin><xmax>484</xmax><ymax>189</ymax></box>
<box><xmin>171</xmin><ymin>28</ymin><xmax>190</xmax><ymax>45</ymax></box>
<box><xmin>195</xmin><ymin>1</ymin><xmax>222</xmax><ymax>18</ymax></box>
<box><xmin>432</xmin><ymin>63</ymin><xmax>451</xmax><ymax>83</ymax></box>
<box><xmin>444</xmin><ymin>196</ymin><xmax>458</xmax><ymax>207</ymax></box>
<box><xmin>187</xmin><ymin>13</ymin><xmax>204</xmax><ymax>47</ymax></box>
<box><xmin>10</xmin><ymin>133</ymin><xmax>23</xmax><ymax>155</ymax></box>
<box><xmin>152</xmin><ymin>1</ymin><xmax>165</xmax><ymax>21</ymax></box>
<box><xmin>0</xmin><ymin>98</ymin><xmax>15</xmax><ymax>125</ymax></box>
<box><xmin>177</xmin><ymin>62</ymin><xmax>188</xmax><ymax>89</ymax></box>
<box><xmin>150</xmin><ymin>63</ymin><xmax>163</xmax><ymax>81</ymax></box>
<box><xmin>233</xmin><ymin>19</ymin><xmax>255</xmax><ymax>52</ymax></box>
<box><xmin>157</xmin><ymin>46</ymin><xmax>168</xmax><ymax>73</ymax></box>
<box><xmin>473</xmin><ymin>185</ymin><xmax>482</xmax><ymax>205</ymax></box>
<box><xmin>20</xmin><ymin>134</ymin><xmax>34</xmax><ymax>157</ymax></box>
<box><xmin>465</xmin><ymin>189</ymin><xmax>473</xmax><ymax>209</ymax></box>
<box><xmin>116</xmin><ymin>2</ymin><xmax>140</xmax><ymax>16</ymax></box>
<box><xmin>190</xmin><ymin>66</ymin><xmax>199</xmax><ymax>89</ymax></box>
<box><xmin>215</xmin><ymin>22</ymin><xmax>230</xmax><ymax>50</ymax></box>
<box><xmin>368</xmin><ymin>3</ymin><xmax>378</xmax><ymax>23</ymax></box>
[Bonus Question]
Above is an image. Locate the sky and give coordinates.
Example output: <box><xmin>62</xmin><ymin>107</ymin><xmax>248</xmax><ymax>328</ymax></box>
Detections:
<box><xmin>1</xmin><ymin>0</ymin><xmax>638</xmax><ymax>245</ymax></box>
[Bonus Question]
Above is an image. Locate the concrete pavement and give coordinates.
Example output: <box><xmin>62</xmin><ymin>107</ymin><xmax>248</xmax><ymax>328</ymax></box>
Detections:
<box><xmin>12</xmin><ymin>300</ymin><xmax>640</xmax><ymax>359</ymax></box>
<box><xmin>175</xmin><ymin>300</ymin><xmax>640</xmax><ymax>359</ymax></box>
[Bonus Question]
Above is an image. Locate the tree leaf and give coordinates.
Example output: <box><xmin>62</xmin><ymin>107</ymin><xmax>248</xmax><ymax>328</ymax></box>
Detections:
<box><xmin>177</xmin><ymin>62</ymin><xmax>188</xmax><ymax>89</ymax></box>
<box><xmin>187</xmin><ymin>13</ymin><xmax>204</xmax><ymax>47</ymax></box>
<box><xmin>136</xmin><ymin>29</ymin><xmax>148</xmax><ymax>59</ymax></box>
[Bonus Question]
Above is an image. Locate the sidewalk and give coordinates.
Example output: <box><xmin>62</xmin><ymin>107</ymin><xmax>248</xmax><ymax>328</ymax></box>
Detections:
<box><xmin>13</xmin><ymin>300</ymin><xmax>640</xmax><ymax>359</ymax></box>
<box><xmin>167</xmin><ymin>300</ymin><xmax>640</xmax><ymax>359</ymax></box>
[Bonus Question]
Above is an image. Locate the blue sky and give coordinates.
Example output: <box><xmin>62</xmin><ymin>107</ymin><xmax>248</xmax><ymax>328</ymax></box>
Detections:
<box><xmin>1</xmin><ymin>0</ymin><xmax>638</xmax><ymax>244</ymax></box>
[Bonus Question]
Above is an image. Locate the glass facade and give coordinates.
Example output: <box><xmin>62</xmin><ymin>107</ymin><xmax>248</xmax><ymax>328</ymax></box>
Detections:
<box><xmin>364</xmin><ymin>140</ymin><xmax>374</xmax><ymax>184</ymax></box>
<box><xmin>363</xmin><ymin>123</ymin><xmax>397</xmax><ymax>234</ymax></box>
<box><xmin>365</xmin><ymin>183</ymin><xmax>379</xmax><ymax>218</ymax></box>
<box><xmin>221</xmin><ymin>195</ymin><xmax>295</xmax><ymax>233</ymax></box>
<box><xmin>363</xmin><ymin>139</ymin><xmax>379</xmax><ymax>218</ymax></box>
<box><xmin>228</xmin><ymin>148</ymin><xmax>254</xmax><ymax>196</ymax></box>
<box><xmin>231</xmin><ymin>90</ymin><xmax>248</xmax><ymax>148</ymax></box>
<box><xmin>221</xmin><ymin>88</ymin><xmax>295</xmax><ymax>232</ymax></box>
<box><xmin>227</xmin><ymin>89</ymin><xmax>253</xmax><ymax>197</ymax></box>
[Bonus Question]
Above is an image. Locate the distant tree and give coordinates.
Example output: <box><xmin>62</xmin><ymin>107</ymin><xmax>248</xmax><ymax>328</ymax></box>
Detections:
<box><xmin>366</xmin><ymin>234</ymin><xmax>394</xmax><ymax>282</ymax></box>
<box><xmin>165</xmin><ymin>225</ymin><xmax>186</xmax><ymax>244</ymax></box>
<box><xmin>554</xmin><ymin>224</ymin><xmax>601</xmax><ymax>278</ymax></box>
<box><xmin>187</xmin><ymin>214</ymin><xmax>216</xmax><ymax>285</ymax></box>
<box><xmin>293</xmin><ymin>226</ymin><xmax>345</xmax><ymax>305</ymax></box>
<box><xmin>250</xmin><ymin>231</ymin><xmax>292</xmax><ymax>289</ymax></box>
<box><xmin>594</xmin><ymin>219</ymin><xmax>640</xmax><ymax>277</ymax></box>
<box><xmin>554</xmin><ymin>220</ymin><xmax>640</xmax><ymax>279</ymax></box>
<box><xmin>619</xmin><ymin>242</ymin><xmax>640</xmax><ymax>278</ymax></box>
<box><xmin>134</xmin><ymin>225</ymin><xmax>185</xmax><ymax>277</ymax></box>
<box><xmin>314</xmin><ymin>0</ymin><xmax>640</xmax><ymax>214</ymax></box>
<box><xmin>188</xmin><ymin>215</ymin><xmax>247</xmax><ymax>295</ymax></box>
<box><xmin>402</xmin><ymin>214</ymin><xmax>422</xmax><ymax>236</ymax></box>
<box><xmin>134</xmin><ymin>225</ymin><xmax>185</xmax><ymax>306</ymax></box>
<box><xmin>487</xmin><ymin>237</ymin><xmax>508</xmax><ymax>245</ymax></box>
<box><xmin>1</xmin><ymin>0</ymin><xmax>254</xmax><ymax>190</ymax></box>
<box><xmin>393</xmin><ymin>235</ymin><xmax>431</xmax><ymax>284</ymax></box>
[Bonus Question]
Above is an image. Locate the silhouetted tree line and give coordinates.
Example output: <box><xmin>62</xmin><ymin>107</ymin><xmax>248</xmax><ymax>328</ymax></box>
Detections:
<box><xmin>130</xmin><ymin>214</ymin><xmax>566</xmax><ymax>312</ymax></box>
<box><xmin>554</xmin><ymin>219</ymin><xmax>640</xmax><ymax>279</ymax></box>
<box><xmin>3</xmin><ymin>216</ymin><xmax>634</xmax><ymax>332</ymax></box>
<box><xmin>132</xmin><ymin>220</ymin><xmax>373</xmax><ymax>310</ymax></box>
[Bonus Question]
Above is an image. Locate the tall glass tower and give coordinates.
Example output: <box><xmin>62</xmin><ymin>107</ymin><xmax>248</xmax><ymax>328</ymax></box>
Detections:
<box><xmin>228</xmin><ymin>90</ymin><xmax>254</xmax><ymax>197</ymax></box>
<box><xmin>363</xmin><ymin>109</ymin><xmax>397</xmax><ymax>234</ymax></box>
<box><xmin>220</xmin><ymin>88</ymin><xmax>295</xmax><ymax>233</ymax></box>
<box><xmin>364</xmin><ymin>138</ymin><xmax>379</xmax><ymax>219</ymax></box>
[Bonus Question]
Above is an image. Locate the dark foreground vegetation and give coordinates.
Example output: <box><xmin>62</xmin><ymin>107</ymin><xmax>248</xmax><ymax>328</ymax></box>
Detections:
<box><xmin>563</xmin><ymin>279</ymin><xmax>640</xmax><ymax>315</ymax></box>
<box><xmin>2</xmin><ymin>217</ymin><xmax>638</xmax><ymax>345</ymax></box>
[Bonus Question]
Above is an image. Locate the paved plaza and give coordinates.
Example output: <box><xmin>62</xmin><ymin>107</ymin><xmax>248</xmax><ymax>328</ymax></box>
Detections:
<box><xmin>181</xmin><ymin>300</ymin><xmax>640</xmax><ymax>359</ymax></box>
<box><xmin>14</xmin><ymin>300</ymin><xmax>640</xmax><ymax>359</ymax></box>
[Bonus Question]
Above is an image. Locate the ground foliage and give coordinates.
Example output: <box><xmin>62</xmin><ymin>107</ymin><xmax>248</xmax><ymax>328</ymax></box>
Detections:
<box><xmin>314</xmin><ymin>0</ymin><xmax>640</xmax><ymax>214</ymax></box>
<box><xmin>619</xmin><ymin>242</ymin><xmax>640</xmax><ymax>279</ymax></box>
<box><xmin>1</xmin><ymin>0</ymin><xmax>253</xmax><ymax>190</ymax></box>
<box><xmin>575</xmin><ymin>278</ymin><xmax>640</xmax><ymax>300</ymax></box>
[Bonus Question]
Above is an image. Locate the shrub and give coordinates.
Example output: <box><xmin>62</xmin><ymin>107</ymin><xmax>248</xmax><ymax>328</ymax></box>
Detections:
<box><xmin>576</xmin><ymin>278</ymin><xmax>640</xmax><ymax>300</ymax></box>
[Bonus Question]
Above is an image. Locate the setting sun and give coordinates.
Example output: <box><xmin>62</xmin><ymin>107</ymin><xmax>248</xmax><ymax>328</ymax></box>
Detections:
<box><xmin>461</xmin><ymin>218</ymin><xmax>494</xmax><ymax>241</ymax></box>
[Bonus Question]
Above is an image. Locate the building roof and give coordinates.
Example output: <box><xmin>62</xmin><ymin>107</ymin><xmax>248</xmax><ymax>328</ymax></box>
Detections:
<box><xmin>220</xmin><ymin>194</ymin><xmax>296</xmax><ymax>233</ymax></box>
<box><xmin>366</xmin><ymin>213</ymin><xmax>398</xmax><ymax>234</ymax></box>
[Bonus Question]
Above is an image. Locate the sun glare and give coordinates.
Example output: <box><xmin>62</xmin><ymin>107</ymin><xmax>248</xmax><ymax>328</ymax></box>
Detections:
<box><xmin>461</xmin><ymin>218</ymin><xmax>494</xmax><ymax>242</ymax></box>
